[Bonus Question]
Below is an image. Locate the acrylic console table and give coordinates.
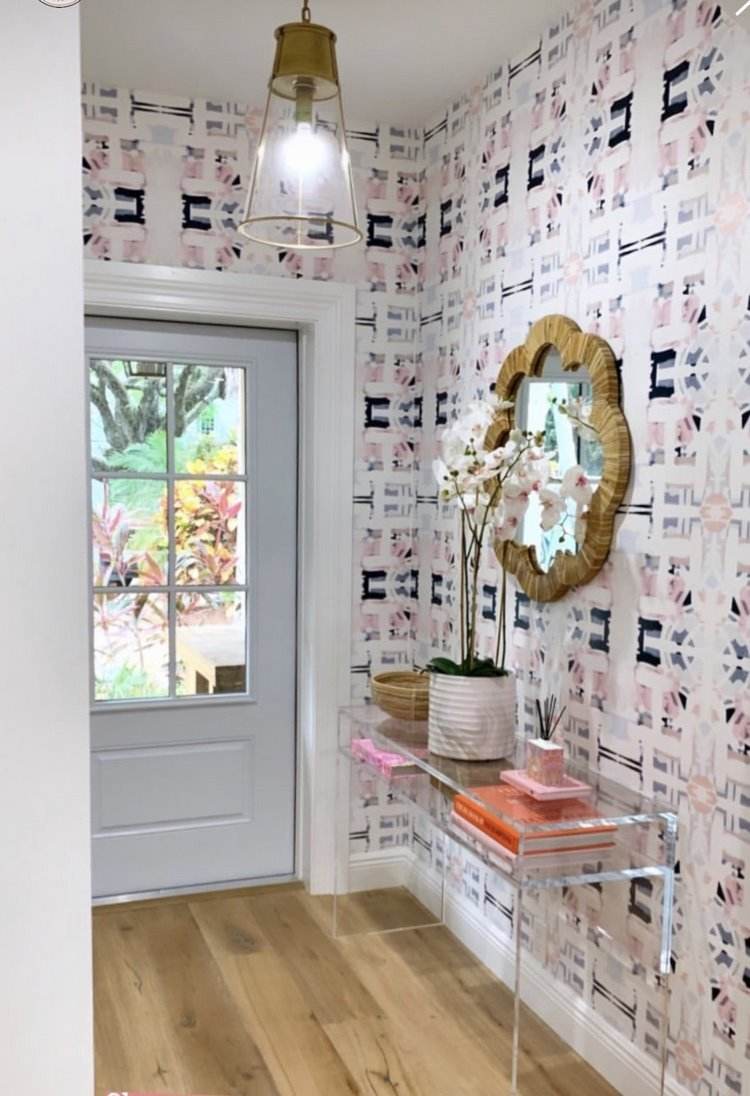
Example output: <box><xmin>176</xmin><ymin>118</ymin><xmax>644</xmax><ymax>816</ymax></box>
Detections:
<box><xmin>335</xmin><ymin>705</ymin><xmax>678</xmax><ymax>1095</ymax></box>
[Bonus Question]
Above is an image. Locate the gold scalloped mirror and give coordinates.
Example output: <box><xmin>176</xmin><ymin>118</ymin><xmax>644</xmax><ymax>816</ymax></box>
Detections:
<box><xmin>485</xmin><ymin>314</ymin><xmax>631</xmax><ymax>602</ymax></box>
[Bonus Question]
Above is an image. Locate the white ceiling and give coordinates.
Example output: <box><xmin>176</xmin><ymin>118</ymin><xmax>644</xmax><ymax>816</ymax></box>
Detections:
<box><xmin>81</xmin><ymin>0</ymin><xmax>567</xmax><ymax>125</ymax></box>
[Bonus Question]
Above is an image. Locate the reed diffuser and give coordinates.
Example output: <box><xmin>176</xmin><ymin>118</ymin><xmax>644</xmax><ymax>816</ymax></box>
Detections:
<box><xmin>527</xmin><ymin>695</ymin><xmax>567</xmax><ymax>786</ymax></box>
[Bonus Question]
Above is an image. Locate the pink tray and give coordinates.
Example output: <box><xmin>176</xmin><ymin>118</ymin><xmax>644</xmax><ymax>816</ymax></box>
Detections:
<box><xmin>501</xmin><ymin>768</ymin><xmax>593</xmax><ymax>801</ymax></box>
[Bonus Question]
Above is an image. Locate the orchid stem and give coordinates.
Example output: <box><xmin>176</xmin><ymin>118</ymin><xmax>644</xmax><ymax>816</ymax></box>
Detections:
<box><xmin>495</xmin><ymin>567</ymin><xmax>507</xmax><ymax>671</ymax></box>
<box><xmin>459</xmin><ymin>513</ymin><xmax>467</xmax><ymax>665</ymax></box>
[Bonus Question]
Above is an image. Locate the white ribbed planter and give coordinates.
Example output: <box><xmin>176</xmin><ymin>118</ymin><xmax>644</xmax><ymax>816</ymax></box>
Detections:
<box><xmin>428</xmin><ymin>673</ymin><xmax>517</xmax><ymax>760</ymax></box>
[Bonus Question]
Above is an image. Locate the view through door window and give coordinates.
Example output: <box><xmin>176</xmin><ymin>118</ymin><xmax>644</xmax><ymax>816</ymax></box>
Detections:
<box><xmin>89</xmin><ymin>358</ymin><xmax>248</xmax><ymax>702</ymax></box>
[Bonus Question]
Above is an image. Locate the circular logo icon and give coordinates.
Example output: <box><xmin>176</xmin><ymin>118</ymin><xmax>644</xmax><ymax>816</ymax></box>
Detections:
<box><xmin>39</xmin><ymin>0</ymin><xmax>81</xmax><ymax>7</ymax></box>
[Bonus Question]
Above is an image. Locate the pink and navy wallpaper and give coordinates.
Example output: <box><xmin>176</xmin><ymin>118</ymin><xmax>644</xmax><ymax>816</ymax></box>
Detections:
<box><xmin>81</xmin><ymin>0</ymin><xmax>749</xmax><ymax>1091</ymax></box>
<box><xmin>415</xmin><ymin>1</ymin><xmax>749</xmax><ymax>1091</ymax></box>
<box><xmin>82</xmin><ymin>85</ymin><xmax>424</xmax><ymax>693</ymax></box>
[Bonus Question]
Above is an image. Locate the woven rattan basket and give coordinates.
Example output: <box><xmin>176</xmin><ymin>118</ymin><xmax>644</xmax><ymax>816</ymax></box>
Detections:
<box><xmin>371</xmin><ymin>671</ymin><xmax>429</xmax><ymax>721</ymax></box>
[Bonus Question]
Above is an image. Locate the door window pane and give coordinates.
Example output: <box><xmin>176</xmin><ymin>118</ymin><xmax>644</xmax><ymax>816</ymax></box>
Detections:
<box><xmin>93</xmin><ymin>592</ymin><xmax>169</xmax><ymax>701</ymax></box>
<box><xmin>174</xmin><ymin>480</ymin><xmax>245</xmax><ymax>586</ymax></box>
<box><xmin>174</xmin><ymin>365</ymin><xmax>244</xmax><ymax>474</ymax></box>
<box><xmin>90</xmin><ymin>359</ymin><xmax>167</xmax><ymax>473</ymax></box>
<box><xmin>89</xmin><ymin>353</ymin><xmax>249</xmax><ymax>704</ymax></box>
<box><xmin>176</xmin><ymin>591</ymin><xmax>246</xmax><ymax>696</ymax></box>
<box><xmin>92</xmin><ymin>478</ymin><xmax>168</xmax><ymax>587</ymax></box>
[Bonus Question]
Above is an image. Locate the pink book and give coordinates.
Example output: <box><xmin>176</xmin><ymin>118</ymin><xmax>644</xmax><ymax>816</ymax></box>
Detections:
<box><xmin>351</xmin><ymin>737</ymin><xmax>421</xmax><ymax>776</ymax></box>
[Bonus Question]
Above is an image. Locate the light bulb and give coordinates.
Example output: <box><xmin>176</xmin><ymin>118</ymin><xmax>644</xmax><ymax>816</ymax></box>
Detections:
<box><xmin>283</xmin><ymin>122</ymin><xmax>326</xmax><ymax>177</ymax></box>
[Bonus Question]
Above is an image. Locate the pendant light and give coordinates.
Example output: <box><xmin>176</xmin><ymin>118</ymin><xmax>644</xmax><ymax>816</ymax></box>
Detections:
<box><xmin>238</xmin><ymin>0</ymin><xmax>362</xmax><ymax>250</ymax></box>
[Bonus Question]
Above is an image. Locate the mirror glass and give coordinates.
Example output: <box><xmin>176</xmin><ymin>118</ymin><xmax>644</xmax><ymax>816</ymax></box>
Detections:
<box><xmin>515</xmin><ymin>350</ymin><xmax>603</xmax><ymax>571</ymax></box>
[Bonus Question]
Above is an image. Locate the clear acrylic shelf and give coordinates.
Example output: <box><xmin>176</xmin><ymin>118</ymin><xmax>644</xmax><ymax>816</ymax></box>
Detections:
<box><xmin>335</xmin><ymin>704</ymin><xmax>678</xmax><ymax>1095</ymax></box>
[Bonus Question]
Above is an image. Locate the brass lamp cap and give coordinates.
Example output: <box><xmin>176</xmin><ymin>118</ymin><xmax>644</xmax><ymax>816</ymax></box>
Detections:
<box><xmin>271</xmin><ymin>21</ymin><xmax>340</xmax><ymax>101</ymax></box>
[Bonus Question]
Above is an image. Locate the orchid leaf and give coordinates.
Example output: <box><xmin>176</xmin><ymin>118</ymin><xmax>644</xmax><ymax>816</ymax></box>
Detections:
<box><xmin>426</xmin><ymin>656</ymin><xmax>464</xmax><ymax>675</ymax></box>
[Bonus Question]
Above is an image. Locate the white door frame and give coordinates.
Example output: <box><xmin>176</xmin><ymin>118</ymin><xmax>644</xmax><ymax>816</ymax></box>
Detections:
<box><xmin>84</xmin><ymin>260</ymin><xmax>355</xmax><ymax>895</ymax></box>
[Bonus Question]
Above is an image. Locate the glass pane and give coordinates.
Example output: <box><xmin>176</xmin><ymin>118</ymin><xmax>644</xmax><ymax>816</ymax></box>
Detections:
<box><xmin>89</xmin><ymin>359</ymin><xmax>167</xmax><ymax>473</ymax></box>
<box><xmin>92</xmin><ymin>478</ymin><xmax>168</xmax><ymax>587</ymax></box>
<box><xmin>93</xmin><ymin>592</ymin><xmax>169</xmax><ymax>701</ymax></box>
<box><xmin>174</xmin><ymin>480</ymin><xmax>245</xmax><ymax>586</ymax></box>
<box><xmin>173</xmin><ymin>365</ymin><xmax>244</xmax><ymax>474</ymax></box>
<box><xmin>176</xmin><ymin>591</ymin><xmax>246</xmax><ymax>696</ymax></box>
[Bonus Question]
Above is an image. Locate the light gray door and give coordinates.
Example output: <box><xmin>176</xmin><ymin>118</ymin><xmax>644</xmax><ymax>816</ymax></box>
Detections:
<box><xmin>86</xmin><ymin>319</ymin><xmax>297</xmax><ymax>898</ymax></box>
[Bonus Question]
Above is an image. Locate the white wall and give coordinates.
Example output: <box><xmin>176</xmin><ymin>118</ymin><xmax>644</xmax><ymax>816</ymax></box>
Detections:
<box><xmin>0</xmin><ymin>4</ymin><xmax>93</xmax><ymax>1095</ymax></box>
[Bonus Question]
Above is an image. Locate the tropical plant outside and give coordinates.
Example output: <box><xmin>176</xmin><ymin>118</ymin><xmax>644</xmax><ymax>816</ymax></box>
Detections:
<box><xmin>90</xmin><ymin>360</ymin><xmax>246</xmax><ymax>701</ymax></box>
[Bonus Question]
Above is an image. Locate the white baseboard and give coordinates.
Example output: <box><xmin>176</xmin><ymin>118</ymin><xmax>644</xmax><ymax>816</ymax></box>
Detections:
<box><xmin>347</xmin><ymin>852</ymin><xmax>689</xmax><ymax>1096</ymax></box>
<box><xmin>348</xmin><ymin>850</ymin><xmax>411</xmax><ymax>892</ymax></box>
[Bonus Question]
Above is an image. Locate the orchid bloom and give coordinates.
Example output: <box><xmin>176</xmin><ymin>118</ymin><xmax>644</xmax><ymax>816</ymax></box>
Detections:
<box><xmin>539</xmin><ymin>487</ymin><xmax>566</xmax><ymax>531</ymax></box>
<box><xmin>455</xmin><ymin>400</ymin><xmax>495</xmax><ymax>444</ymax></box>
<box><xmin>440</xmin><ymin>425</ymin><xmax>469</xmax><ymax>464</ymax></box>
<box><xmin>502</xmin><ymin>478</ymin><xmax>533</xmax><ymax>519</ymax></box>
<box><xmin>462</xmin><ymin>489</ymin><xmax>497</xmax><ymax>527</ymax></box>
<box><xmin>561</xmin><ymin>464</ymin><xmax>594</xmax><ymax>506</ymax></box>
<box><xmin>495</xmin><ymin>513</ymin><xmax>521</xmax><ymax>542</ymax></box>
<box><xmin>560</xmin><ymin>396</ymin><xmax>598</xmax><ymax>442</ymax></box>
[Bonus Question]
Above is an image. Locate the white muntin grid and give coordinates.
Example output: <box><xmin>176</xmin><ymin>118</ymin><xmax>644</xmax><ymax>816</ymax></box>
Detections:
<box><xmin>86</xmin><ymin>347</ymin><xmax>257</xmax><ymax>709</ymax></box>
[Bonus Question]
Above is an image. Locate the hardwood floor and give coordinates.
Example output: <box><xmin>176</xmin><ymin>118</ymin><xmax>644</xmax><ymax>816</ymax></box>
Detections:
<box><xmin>93</xmin><ymin>883</ymin><xmax>616</xmax><ymax>1096</ymax></box>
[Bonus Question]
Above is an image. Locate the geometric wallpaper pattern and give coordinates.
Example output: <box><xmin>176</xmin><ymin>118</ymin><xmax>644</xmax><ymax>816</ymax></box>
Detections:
<box><xmin>82</xmin><ymin>85</ymin><xmax>425</xmax><ymax>692</ymax></box>
<box><xmin>415</xmin><ymin>3</ymin><xmax>749</xmax><ymax>1091</ymax></box>
<box><xmin>81</xmin><ymin>82</ymin><xmax>426</xmax><ymax>695</ymax></box>
<box><xmin>81</xmin><ymin>1</ymin><xmax>749</xmax><ymax>1089</ymax></box>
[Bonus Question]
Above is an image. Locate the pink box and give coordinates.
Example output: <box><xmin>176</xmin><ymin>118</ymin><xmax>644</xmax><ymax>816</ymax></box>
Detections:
<box><xmin>500</xmin><ymin>768</ymin><xmax>593</xmax><ymax>801</ymax></box>
<box><xmin>526</xmin><ymin>738</ymin><xmax>565</xmax><ymax>786</ymax></box>
<box><xmin>351</xmin><ymin>737</ymin><xmax>420</xmax><ymax>776</ymax></box>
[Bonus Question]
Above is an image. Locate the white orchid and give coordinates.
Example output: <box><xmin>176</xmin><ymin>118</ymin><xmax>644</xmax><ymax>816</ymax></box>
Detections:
<box><xmin>440</xmin><ymin>425</ymin><xmax>469</xmax><ymax>465</ymax></box>
<box><xmin>561</xmin><ymin>464</ymin><xmax>594</xmax><ymax>506</ymax></box>
<box><xmin>560</xmin><ymin>396</ymin><xmax>598</xmax><ymax>442</ymax></box>
<box><xmin>495</xmin><ymin>512</ymin><xmax>523</xmax><ymax>542</ymax></box>
<box><xmin>539</xmin><ymin>487</ymin><xmax>566</xmax><ymax>531</ymax></box>
<box><xmin>502</xmin><ymin>478</ymin><xmax>532</xmax><ymax>519</ymax></box>
<box><xmin>483</xmin><ymin>440</ymin><xmax>518</xmax><ymax>470</ymax></box>
<box><xmin>521</xmin><ymin>450</ymin><xmax>550</xmax><ymax>492</ymax></box>
<box><xmin>462</xmin><ymin>489</ymin><xmax>497</xmax><ymax>527</ymax></box>
<box><xmin>471</xmin><ymin>448</ymin><xmax>511</xmax><ymax>484</ymax></box>
<box><xmin>487</xmin><ymin>393</ymin><xmax>516</xmax><ymax>413</ymax></box>
<box><xmin>430</xmin><ymin>392</ymin><xmax>588</xmax><ymax>676</ymax></box>
<box><xmin>452</xmin><ymin>400</ymin><xmax>495</xmax><ymax>445</ymax></box>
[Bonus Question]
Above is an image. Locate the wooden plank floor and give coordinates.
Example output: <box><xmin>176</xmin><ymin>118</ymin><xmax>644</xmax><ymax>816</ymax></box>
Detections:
<box><xmin>93</xmin><ymin>883</ymin><xmax>616</xmax><ymax>1096</ymax></box>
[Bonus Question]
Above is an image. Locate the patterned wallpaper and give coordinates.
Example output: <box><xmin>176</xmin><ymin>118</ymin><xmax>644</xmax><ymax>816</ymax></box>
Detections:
<box><xmin>81</xmin><ymin>86</ymin><xmax>425</xmax><ymax>700</ymax></box>
<box><xmin>81</xmin><ymin>0</ymin><xmax>749</xmax><ymax>1090</ymax></box>
<box><xmin>414</xmin><ymin>2</ymin><xmax>750</xmax><ymax>1093</ymax></box>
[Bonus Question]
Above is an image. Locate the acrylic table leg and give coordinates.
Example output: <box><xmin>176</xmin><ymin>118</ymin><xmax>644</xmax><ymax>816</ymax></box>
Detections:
<box><xmin>332</xmin><ymin>742</ymin><xmax>352</xmax><ymax>939</ymax></box>
<box><xmin>511</xmin><ymin>878</ymin><xmax>523</xmax><ymax>1095</ymax></box>
<box><xmin>657</xmin><ymin>817</ymin><xmax>677</xmax><ymax>1094</ymax></box>
<box><xmin>332</xmin><ymin>746</ymin><xmax>342</xmax><ymax>938</ymax></box>
<box><xmin>439</xmin><ymin>830</ymin><xmax>448</xmax><ymax>927</ymax></box>
<box><xmin>657</xmin><ymin>972</ymin><xmax>671</xmax><ymax>1096</ymax></box>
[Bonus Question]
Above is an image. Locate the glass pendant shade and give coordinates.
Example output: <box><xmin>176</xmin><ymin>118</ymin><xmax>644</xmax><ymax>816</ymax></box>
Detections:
<box><xmin>239</xmin><ymin>17</ymin><xmax>362</xmax><ymax>250</ymax></box>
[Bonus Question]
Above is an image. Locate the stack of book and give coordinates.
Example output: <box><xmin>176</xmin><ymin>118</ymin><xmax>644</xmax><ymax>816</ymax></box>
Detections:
<box><xmin>451</xmin><ymin>784</ymin><xmax>616</xmax><ymax>862</ymax></box>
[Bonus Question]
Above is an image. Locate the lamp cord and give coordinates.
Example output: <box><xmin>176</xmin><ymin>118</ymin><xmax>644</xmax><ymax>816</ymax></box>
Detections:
<box><xmin>301</xmin><ymin>0</ymin><xmax>311</xmax><ymax>21</ymax></box>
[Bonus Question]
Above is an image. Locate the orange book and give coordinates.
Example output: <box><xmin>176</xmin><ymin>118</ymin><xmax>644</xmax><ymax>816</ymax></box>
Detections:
<box><xmin>453</xmin><ymin>785</ymin><xmax>616</xmax><ymax>855</ymax></box>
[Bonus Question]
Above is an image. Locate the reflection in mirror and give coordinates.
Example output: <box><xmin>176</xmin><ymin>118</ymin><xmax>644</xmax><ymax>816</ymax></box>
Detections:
<box><xmin>516</xmin><ymin>350</ymin><xmax>603</xmax><ymax>571</ymax></box>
